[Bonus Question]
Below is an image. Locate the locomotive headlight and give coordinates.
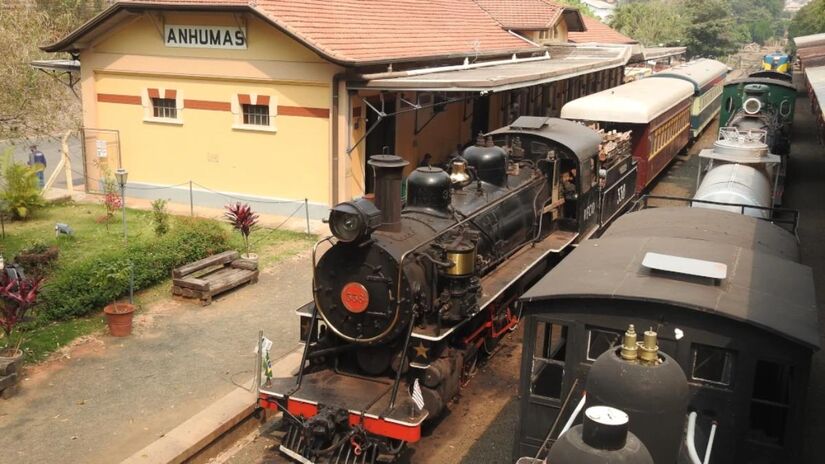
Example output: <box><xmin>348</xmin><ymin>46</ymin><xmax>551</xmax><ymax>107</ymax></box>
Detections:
<box><xmin>329</xmin><ymin>198</ymin><xmax>382</xmax><ymax>243</ymax></box>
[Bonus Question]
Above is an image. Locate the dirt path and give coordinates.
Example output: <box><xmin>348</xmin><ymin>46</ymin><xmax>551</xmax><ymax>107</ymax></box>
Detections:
<box><xmin>0</xmin><ymin>253</ymin><xmax>312</xmax><ymax>464</ymax></box>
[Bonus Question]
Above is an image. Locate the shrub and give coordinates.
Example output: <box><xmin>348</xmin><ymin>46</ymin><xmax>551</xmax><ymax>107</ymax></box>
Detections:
<box><xmin>0</xmin><ymin>153</ymin><xmax>44</xmax><ymax>220</ymax></box>
<box><xmin>37</xmin><ymin>217</ymin><xmax>229</xmax><ymax>321</ymax></box>
<box><xmin>151</xmin><ymin>198</ymin><xmax>170</xmax><ymax>236</ymax></box>
<box><xmin>0</xmin><ymin>274</ymin><xmax>43</xmax><ymax>353</ymax></box>
<box><xmin>15</xmin><ymin>239</ymin><xmax>59</xmax><ymax>279</ymax></box>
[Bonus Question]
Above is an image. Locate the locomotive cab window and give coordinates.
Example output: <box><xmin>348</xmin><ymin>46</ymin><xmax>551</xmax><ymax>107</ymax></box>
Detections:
<box><xmin>531</xmin><ymin>321</ymin><xmax>567</xmax><ymax>400</ymax></box>
<box><xmin>691</xmin><ymin>344</ymin><xmax>735</xmax><ymax>387</ymax></box>
<box><xmin>748</xmin><ymin>360</ymin><xmax>793</xmax><ymax>446</ymax></box>
<box><xmin>586</xmin><ymin>327</ymin><xmax>622</xmax><ymax>361</ymax></box>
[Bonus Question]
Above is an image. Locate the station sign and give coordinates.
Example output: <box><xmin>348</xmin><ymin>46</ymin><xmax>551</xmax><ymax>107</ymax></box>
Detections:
<box><xmin>164</xmin><ymin>25</ymin><xmax>247</xmax><ymax>49</ymax></box>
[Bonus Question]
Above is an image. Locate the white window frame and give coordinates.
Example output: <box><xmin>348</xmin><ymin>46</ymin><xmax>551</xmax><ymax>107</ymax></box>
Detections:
<box><xmin>142</xmin><ymin>88</ymin><xmax>184</xmax><ymax>125</ymax></box>
<box><xmin>232</xmin><ymin>94</ymin><xmax>277</xmax><ymax>133</ymax></box>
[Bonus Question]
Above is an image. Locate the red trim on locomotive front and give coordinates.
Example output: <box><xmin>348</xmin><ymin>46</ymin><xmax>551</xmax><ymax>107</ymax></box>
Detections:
<box><xmin>257</xmin><ymin>393</ymin><xmax>423</xmax><ymax>443</ymax></box>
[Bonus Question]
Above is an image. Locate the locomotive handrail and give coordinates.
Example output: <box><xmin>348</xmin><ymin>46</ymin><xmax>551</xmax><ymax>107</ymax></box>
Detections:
<box><xmin>633</xmin><ymin>194</ymin><xmax>800</xmax><ymax>237</ymax></box>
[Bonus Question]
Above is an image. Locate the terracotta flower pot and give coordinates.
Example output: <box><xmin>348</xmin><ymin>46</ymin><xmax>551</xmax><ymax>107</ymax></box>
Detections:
<box><xmin>103</xmin><ymin>303</ymin><xmax>135</xmax><ymax>337</ymax></box>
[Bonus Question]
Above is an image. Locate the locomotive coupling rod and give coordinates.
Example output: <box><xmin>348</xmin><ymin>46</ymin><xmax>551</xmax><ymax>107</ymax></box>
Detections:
<box><xmin>388</xmin><ymin>306</ymin><xmax>418</xmax><ymax>410</ymax></box>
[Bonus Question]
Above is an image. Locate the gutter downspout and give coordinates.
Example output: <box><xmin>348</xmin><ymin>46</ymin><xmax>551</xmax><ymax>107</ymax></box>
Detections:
<box><xmin>331</xmin><ymin>72</ymin><xmax>347</xmax><ymax>206</ymax></box>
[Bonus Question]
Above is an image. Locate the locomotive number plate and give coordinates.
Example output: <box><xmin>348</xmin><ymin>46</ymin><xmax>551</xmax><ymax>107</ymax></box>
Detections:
<box><xmin>341</xmin><ymin>282</ymin><xmax>370</xmax><ymax>313</ymax></box>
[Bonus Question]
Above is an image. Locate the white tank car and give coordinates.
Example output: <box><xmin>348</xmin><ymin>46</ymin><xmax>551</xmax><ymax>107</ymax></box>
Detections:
<box><xmin>692</xmin><ymin>128</ymin><xmax>781</xmax><ymax>218</ymax></box>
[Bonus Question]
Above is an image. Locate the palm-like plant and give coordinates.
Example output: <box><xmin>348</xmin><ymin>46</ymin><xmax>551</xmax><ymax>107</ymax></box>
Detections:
<box><xmin>224</xmin><ymin>202</ymin><xmax>259</xmax><ymax>258</ymax></box>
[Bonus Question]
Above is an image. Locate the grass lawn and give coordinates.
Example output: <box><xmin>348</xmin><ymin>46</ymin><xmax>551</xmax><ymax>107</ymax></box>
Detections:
<box><xmin>1</xmin><ymin>199</ymin><xmax>316</xmax><ymax>363</ymax></box>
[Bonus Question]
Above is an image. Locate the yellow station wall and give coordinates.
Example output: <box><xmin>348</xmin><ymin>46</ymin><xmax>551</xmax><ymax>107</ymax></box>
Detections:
<box><xmin>80</xmin><ymin>12</ymin><xmax>341</xmax><ymax>205</ymax></box>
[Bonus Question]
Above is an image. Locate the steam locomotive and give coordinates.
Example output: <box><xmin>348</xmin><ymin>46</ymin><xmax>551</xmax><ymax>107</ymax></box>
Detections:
<box><xmin>258</xmin><ymin>117</ymin><xmax>638</xmax><ymax>463</ymax></box>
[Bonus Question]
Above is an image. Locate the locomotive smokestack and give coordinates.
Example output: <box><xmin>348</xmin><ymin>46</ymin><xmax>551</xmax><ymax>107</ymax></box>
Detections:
<box><xmin>368</xmin><ymin>154</ymin><xmax>409</xmax><ymax>232</ymax></box>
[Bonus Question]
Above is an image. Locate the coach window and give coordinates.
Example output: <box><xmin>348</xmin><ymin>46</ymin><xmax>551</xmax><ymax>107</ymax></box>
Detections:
<box><xmin>586</xmin><ymin>326</ymin><xmax>622</xmax><ymax>361</ymax></box>
<box><xmin>143</xmin><ymin>88</ymin><xmax>183</xmax><ymax>125</ymax></box>
<box><xmin>691</xmin><ymin>344</ymin><xmax>735</xmax><ymax>387</ymax></box>
<box><xmin>748</xmin><ymin>360</ymin><xmax>793</xmax><ymax>445</ymax></box>
<box><xmin>233</xmin><ymin>94</ymin><xmax>277</xmax><ymax>132</ymax></box>
<box><xmin>531</xmin><ymin>321</ymin><xmax>567</xmax><ymax>400</ymax></box>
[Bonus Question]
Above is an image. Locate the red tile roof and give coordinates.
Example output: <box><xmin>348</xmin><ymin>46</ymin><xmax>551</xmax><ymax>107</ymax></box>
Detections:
<box><xmin>471</xmin><ymin>0</ymin><xmax>564</xmax><ymax>30</ymax></box>
<box><xmin>568</xmin><ymin>15</ymin><xmax>636</xmax><ymax>44</ymax></box>
<box><xmin>45</xmin><ymin>0</ymin><xmax>542</xmax><ymax>66</ymax></box>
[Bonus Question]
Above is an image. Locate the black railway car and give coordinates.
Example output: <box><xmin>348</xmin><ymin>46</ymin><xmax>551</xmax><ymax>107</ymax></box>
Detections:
<box><xmin>257</xmin><ymin>117</ymin><xmax>638</xmax><ymax>463</ymax></box>
<box><xmin>514</xmin><ymin>207</ymin><xmax>819</xmax><ymax>464</ymax></box>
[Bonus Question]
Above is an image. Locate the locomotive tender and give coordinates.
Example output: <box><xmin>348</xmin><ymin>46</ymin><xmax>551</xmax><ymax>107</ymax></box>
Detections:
<box><xmin>257</xmin><ymin>116</ymin><xmax>638</xmax><ymax>463</ymax></box>
<box><xmin>515</xmin><ymin>206</ymin><xmax>818</xmax><ymax>464</ymax></box>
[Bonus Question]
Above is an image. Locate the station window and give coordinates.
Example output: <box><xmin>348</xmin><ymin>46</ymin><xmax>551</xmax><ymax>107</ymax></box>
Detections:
<box><xmin>586</xmin><ymin>327</ymin><xmax>622</xmax><ymax>361</ymax></box>
<box><xmin>143</xmin><ymin>88</ymin><xmax>182</xmax><ymax>124</ymax></box>
<box><xmin>242</xmin><ymin>104</ymin><xmax>270</xmax><ymax>126</ymax></box>
<box><xmin>691</xmin><ymin>344</ymin><xmax>735</xmax><ymax>387</ymax></box>
<box><xmin>748</xmin><ymin>360</ymin><xmax>793</xmax><ymax>445</ymax></box>
<box><xmin>233</xmin><ymin>94</ymin><xmax>276</xmax><ymax>132</ymax></box>
<box><xmin>152</xmin><ymin>98</ymin><xmax>178</xmax><ymax>119</ymax></box>
<box><xmin>531</xmin><ymin>321</ymin><xmax>567</xmax><ymax>400</ymax></box>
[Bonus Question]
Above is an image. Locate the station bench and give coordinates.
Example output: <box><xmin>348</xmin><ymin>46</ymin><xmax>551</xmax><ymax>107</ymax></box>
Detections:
<box><xmin>172</xmin><ymin>250</ymin><xmax>259</xmax><ymax>306</ymax></box>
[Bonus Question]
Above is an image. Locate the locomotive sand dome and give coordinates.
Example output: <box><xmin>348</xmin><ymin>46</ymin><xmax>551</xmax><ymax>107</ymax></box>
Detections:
<box><xmin>586</xmin><ymin>325</ymin><xmax>689</xmax><ymax>464</ymax></box>
<box><xmin>546</xmin><ymin>406</ymin><xmax>653</xmax><ymax>464</ymax></box>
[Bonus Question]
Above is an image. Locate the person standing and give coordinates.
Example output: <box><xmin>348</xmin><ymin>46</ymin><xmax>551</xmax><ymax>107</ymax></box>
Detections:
<box><xmin>28</xmin><ymin>145</ymin><xmax>47</xmax><ymax>188</ymax></box>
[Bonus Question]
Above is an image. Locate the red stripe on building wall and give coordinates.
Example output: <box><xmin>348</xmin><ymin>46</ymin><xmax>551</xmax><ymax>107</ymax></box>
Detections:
<box><xmin>256</xmin><ymin>95</ymin><xmax>270</xmax><ymax>106</ymax></box>
<box><xmin>183</xmin><ymin>99</ymin><xmax>231</xmax><ymax>111</ymax></box>
<box><xmin>238</xmin><ymin>94</ymin><xmax>251</xmax><ymax>105</ymax></box>
<box><xmin>279</xmin><ymin>106</ymin><xmax>330</xmax><ymax>118</ymax></box>
<box><xmin>165</xmin><ymin>89</ymin><xmax>177</xmax><ymax>99</ymax></box>
<box><xmin>97</xmin><ymin>93</ymin><xmax>142</xmax><ymax>105</ymax></box>
<box><xmin>147</xmin><ymin>88</ymin><xmax>159</xmax><ymax>99</ymax></box>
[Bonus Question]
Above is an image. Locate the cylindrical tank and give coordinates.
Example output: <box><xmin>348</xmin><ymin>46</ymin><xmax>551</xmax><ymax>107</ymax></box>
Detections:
<box><xmin>586</xmin><ymin>328</ymin><xmax>689</xmax><ymax>464</ymax></box>
<box><xmin>693</xmin><ymin>163</ymin><xmax>772</xmax><ymax>218</ymax></box>
<box><xmin>547</xmin><ymin>405</ymin><xmax>653</xmax><ymax>464</ymax></box>
<box><xmin>462</xmin><ymin>135</ymin><xmax>507</xmax><ymax>186</ymax></box>
<box><xmin>405</xmin><ymin>167</ymin><xmax>451</xmax><ymax>213</ymax></box>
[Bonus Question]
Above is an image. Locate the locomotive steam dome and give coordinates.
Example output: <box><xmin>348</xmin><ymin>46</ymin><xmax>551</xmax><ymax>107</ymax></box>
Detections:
<box><xmin>406</xmin><ymin>166</ymin><xmax>451</xmax><ymax>213</ymax></box>
<box><xmin>547</xmin><ymin>406</ymin><xmax>653</xmax><ymax>464</ymax></box>
<box><xmin>585</xmin><ymin>326</ymin><xmax>689</xmax><ymax>464</ymax></box>
<box><xmin>462</xmin><ymin>135</ymin><xmax>507</xmax><ymax>186</ymax></box>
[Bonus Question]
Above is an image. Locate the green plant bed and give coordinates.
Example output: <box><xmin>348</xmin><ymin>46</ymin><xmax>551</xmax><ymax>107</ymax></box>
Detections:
<box><xmin>16</xmin><ymin>316</ymin><xmax>106</xmax><ymax>363</ymax></box>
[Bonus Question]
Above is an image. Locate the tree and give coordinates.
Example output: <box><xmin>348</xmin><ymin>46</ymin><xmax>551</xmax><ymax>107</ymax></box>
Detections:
<box><xmin>610</xmin><ymin>0</ymin><xmax>687</xmax><ymax>47</ymax></box>
<box><xmin>0</xmin><ymin>1</ymin><xmax>107</xmax><ymax>139</ymax></box>
<box><xmin>682</xmin><ymin>0</ymin><xmax>740</xmax><ymax>58</ymax></box>
<box><xmin>789</xmin><ymin>0</ymin><xmax>825</xmax><ymax>44</ymax></box>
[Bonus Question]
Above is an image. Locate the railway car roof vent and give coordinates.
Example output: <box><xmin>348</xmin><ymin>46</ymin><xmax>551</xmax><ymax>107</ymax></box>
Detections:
<box><xmin>509</xmin><ymin>116</ymin><xmax>550</xmax><ymax>130</ymax></box>
<box><xmin>642</xmin><ymin>252</ymin><xmax>727</xmax><ymax>282</ymax></box>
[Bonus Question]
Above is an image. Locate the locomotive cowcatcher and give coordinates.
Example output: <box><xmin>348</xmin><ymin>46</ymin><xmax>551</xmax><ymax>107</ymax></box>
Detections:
<box><xmin>257</xmin><ymin>117</ymin><xmax>638</xmax><ymax>463</ymax></box>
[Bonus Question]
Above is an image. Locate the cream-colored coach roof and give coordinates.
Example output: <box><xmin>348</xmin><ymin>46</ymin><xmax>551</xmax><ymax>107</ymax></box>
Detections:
<box><xmin>649</xmin><ymin>58</ymin><xmax>728</xmax><ymax>92</ymax></box>
<box><xmin>561</xmin><ymin>78</ymin><xmax>694</xmax><ymax>124</ymax></box>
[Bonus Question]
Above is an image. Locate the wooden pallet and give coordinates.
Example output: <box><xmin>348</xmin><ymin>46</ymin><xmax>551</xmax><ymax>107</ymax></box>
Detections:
<box><xmin>172</xmin><ymin>250</ymin><xmax>259</xmax><ymax>306</ymax></box>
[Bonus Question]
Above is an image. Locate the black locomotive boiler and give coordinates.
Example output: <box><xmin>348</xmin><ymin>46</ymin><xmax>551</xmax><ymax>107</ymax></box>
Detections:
<box><xmin>258</xmin><ymin>117</ymin><xmax>638</xmax><ymax>463</ymax></box>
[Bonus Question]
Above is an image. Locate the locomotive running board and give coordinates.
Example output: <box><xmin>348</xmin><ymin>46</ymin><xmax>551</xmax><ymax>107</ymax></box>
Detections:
<box><xmin>412</xmin><ymin>234</ymin><xmax>569</xmax><ymax>342</ymax></box>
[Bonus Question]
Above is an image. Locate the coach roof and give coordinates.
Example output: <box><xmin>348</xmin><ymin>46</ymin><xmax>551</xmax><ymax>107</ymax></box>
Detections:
<box><xmin>560</xmin><ymin>78</ymin><xmax>694</xmax><ymax>124</ymax></box>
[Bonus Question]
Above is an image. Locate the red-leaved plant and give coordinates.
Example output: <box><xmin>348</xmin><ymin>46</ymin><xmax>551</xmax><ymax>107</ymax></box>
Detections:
<box><xmin>224</xmin><ymin>202</ymin><xmax>259</xmax><ymax>258</ymax></box>
<box><xmin>0</xmin><ymin>273</ymin><xmax>43</xmax><ymax>356</ymax></box>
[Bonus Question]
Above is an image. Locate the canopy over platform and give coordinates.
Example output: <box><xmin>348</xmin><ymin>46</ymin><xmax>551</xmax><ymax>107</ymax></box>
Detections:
<box><xmin>560</xmin><ymin>77</ymin><xmax>694</xmax><ymax>124</ymax></box>
<box><xmin>348</xmin><ymin>44</ymin><xmax>632</xmax><ymax>93</ymax></box>
<box><xmin>30</xmin><ymin>59</ymin><xmax>80</xmax><ymax>73</ymax></box>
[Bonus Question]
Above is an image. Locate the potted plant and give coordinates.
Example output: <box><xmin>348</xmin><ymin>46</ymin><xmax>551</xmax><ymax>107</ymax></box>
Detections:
<box><xmin>103</xmin><ymin>301</ymin><xmax>135</xmax><ymax>337</ymax></box>
<box><xmin>224</xmin><ymin>202</ymin><xmax>260</xmax><ymax>262</ymax></box>
<box><xmin>0</xmin><ymin>271</ymin><xmax>43</xmax><ymax>398</ymax></box>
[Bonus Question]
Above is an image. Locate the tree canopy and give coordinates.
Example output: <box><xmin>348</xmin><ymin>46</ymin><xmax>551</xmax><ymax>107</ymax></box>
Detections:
<box><xmin>610</xmin><ymin>0</ymin><xmax>788</xmax><ymax>58</ymax></box>
<box><xmin>788</xmin><ymin>0</ymin><xmax>825</xmax><ymax>42</ymax></box>
<box><xmin>0</xmin><ymin>1</ymin><xmax>107</xmax><ymax>139</ymax></box>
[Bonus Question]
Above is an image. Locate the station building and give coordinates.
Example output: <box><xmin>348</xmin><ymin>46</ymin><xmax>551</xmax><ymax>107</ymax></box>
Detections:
<box><xmin>44</xmin><ymin>0</ymin><xmax>650</xmax><ymax>217</ymax></box>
